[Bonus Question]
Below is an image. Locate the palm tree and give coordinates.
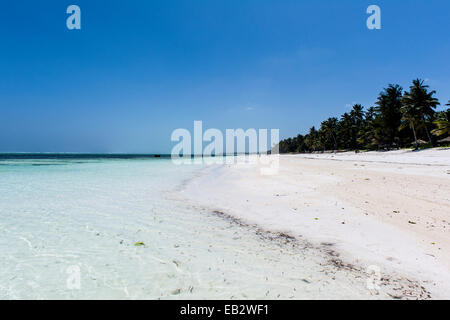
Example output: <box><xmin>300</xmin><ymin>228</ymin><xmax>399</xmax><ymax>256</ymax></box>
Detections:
<box><xmin>350</xmin><ymin>104</ymin><xmax>365</xmax><ymax>150</ymax></box>
<box><xmin>375</xmin><ymin>84</ymin><xmax>403</xmax><ymax>148</ymax></box>
<box><xmin>432</xmin><ymin>106</ymin><xmax>450</xmax><ymax>137</ymax></box>
<box><xmin>358</xmin><ymin>106</ymin><xmax>381</xmax><ymax>149</ymax></box>
<box><xmin>320</xmin><ymin>117</ymin><xmax>339</xmax><ymax>151</ymax></box>
<box><xmin>399</xmin><ymin>105</ymin><xmax>420</xmax><ymax>149</ymax></box>
<box><xmin>338</xmin><ymin>113</ymin><xmax>354</xmax><ymax>150</ymax></box>
<box><xmin>401</xmin><ymin>79</ymin><xmax>440</xmax><ymax>147</ymax></box>
<box><xmin>304</xmin><ymin>126</ymin><xmax>321</xmax><ymax>152</ymax></box>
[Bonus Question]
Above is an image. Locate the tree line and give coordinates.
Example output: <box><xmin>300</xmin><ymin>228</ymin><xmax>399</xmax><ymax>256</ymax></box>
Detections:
<box><xmin>278</xmin><ymin>79</ymin><xmax>450</xmax><ymax>153</ymax></box>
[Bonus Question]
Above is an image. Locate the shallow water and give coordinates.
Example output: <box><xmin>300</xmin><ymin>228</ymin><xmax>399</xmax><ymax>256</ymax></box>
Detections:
<box><xmin>0</xmin><ymin>156</ymin><xmax>377</xmax><ymax>299</ymax></box>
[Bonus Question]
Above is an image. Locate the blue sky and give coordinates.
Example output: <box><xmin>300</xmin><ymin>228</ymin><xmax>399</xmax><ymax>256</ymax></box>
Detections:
<box><xmin>1</xmin><ymin>0</ymin><xmax>449</xmax><ymax>153</ymax></box>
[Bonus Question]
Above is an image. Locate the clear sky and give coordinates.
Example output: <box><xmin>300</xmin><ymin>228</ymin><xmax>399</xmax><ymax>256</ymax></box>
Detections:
<box><xmin>1</xmin><ymin>0</ymin><xmax>449</xmax><ymax>153</ymax></box>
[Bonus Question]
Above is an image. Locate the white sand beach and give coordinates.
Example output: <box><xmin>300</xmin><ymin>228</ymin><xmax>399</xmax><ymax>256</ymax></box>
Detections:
<box><xmin>182</xmin><ymin>148</ymin><xmax>450</xmax><ymax>299</ymax></box>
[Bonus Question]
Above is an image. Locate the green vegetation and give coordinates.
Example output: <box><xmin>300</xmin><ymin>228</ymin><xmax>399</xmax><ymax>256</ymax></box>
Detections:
<box><xmin>278</xmin><ymin>79</ymin><xmax>449</xmax><ymax>153</ymax></box>
<box><xmin>432</xmin><ymin>102</ymin><xmax>450</xmax><ymax>138</ymax></box>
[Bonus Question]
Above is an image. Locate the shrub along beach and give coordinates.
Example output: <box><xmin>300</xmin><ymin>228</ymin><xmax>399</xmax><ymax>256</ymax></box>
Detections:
<box><xmin>278</xmin><ymin>79</ymin><xmax>450</xmax><ymax>153</ymax></box>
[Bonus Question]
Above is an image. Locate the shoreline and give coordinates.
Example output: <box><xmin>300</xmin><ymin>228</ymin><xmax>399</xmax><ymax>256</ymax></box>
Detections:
<box><xmin>181</xmin><ymin>148</ymin><xmax>450</xmax><ymax>299</ymax></box>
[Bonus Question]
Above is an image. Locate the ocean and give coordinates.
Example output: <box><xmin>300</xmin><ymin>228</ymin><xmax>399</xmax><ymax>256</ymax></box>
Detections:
<box><xmin>0</xmin><ymin>155</ymin><xmax>371</xmax><ymax>299</ymax></box>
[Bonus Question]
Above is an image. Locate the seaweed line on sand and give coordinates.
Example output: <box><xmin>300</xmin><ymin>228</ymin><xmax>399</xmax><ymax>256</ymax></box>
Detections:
<box><xmin>209</xmin><ymin>209</ymin><xmax>432</xmax><ymax>300</ymax></box>
<box><xmin>168</xmin><ymin>165</ymin><xmax>433</xmax><ymax>299</ymax></box>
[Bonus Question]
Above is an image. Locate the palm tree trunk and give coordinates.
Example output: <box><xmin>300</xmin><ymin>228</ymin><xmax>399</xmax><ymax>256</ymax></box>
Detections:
<box><xmin>422</xmin><ymin>116</ymin><xmax>433</xmax><ymax>145</ymax></box>
<box><xmin>411</xmin><ymin>122</ymin><xmax>418</xmax><ymax>150</ymax></box>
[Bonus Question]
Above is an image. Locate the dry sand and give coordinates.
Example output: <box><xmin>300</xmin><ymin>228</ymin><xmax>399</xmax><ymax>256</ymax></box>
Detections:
<box><xmin>182</xmin><ymin>148</ymin><xmax>450</xmax><ymax>299</ymax></box>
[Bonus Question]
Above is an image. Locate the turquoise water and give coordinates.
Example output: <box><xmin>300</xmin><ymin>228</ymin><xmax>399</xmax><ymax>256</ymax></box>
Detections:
<box><xmin>0</xmin><ymin>156</ymin><xmax>375</xmax><ymax>299</ymax></box>
<box><xmin>0</xmin><ymin>157</ymin><xmax>200</xmax><ymax>298</ymax></box>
